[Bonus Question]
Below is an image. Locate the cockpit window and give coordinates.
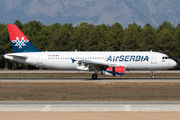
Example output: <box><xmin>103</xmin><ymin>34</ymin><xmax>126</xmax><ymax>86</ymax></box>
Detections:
<box><xmin>162</xmin><ymin>56</ymin><xmax>170</xmax><ymax>59</ymax></box>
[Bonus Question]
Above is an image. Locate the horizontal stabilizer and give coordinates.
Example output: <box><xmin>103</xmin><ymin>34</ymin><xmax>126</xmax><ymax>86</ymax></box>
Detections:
<box><xmin>4</xmin><ymin>54</ymin><xmax>28</xmax><ymax>60</ymax></box>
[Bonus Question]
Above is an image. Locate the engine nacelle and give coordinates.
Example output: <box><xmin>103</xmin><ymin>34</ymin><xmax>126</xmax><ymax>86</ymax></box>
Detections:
<box><xmin>76</xmin><ymin>66</ymin><xmax>89</xmax><ymax>71</ymax></box>
<box><xmin>101</xmin><ymin>66</ymin><xmax>125</xmax><ymax>76</ymax></box>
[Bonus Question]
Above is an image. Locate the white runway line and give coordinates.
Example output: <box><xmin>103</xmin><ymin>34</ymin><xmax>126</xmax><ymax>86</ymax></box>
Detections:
<box><xmin>41</xmin><ymin>105</ymin><xmax>51</xmax><ymax>111</ymax></box>
<box><xmin>1</xmin><ymin>102</ymin><xmax>180</xmax><ymax>112</ymax></box>
<box><xmin>124</xmin><ymin>105</ymin><xmax>132</xmax><ymax>111</ymax></box>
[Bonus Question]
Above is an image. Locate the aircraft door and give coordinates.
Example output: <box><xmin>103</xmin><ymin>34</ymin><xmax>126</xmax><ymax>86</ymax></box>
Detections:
<box><xmin>37</xmin><ymin>54</ymin><xmax>43</xmax><ymax>66</ymax></box>
<box><xmin>151</xmin><ymin>53</ymin><xmax>157</xmax><ymax>64</ymax></box>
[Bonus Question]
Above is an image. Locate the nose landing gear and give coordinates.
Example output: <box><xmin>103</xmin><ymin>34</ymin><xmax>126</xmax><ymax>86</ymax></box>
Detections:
<box><xmin>151</xmin><ymin>70</ymin><xmax>155</xmax><ymax>79</ymax></box>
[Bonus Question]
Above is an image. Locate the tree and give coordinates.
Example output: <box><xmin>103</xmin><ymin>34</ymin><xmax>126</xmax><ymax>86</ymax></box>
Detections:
<box><xmin>122</xmin><ymin>22</ymin><xmax>142</xmax><ymax>51</ymax></box>
<box><xmin>0</xmin><ymin>20</ymin><xmax>180</xmax><ymax>69</ymax></box>
<box><xmin>155</xmin><ymin>27</ymin><xmax>178</xmax><ymax>64</ymax></box>
<box><xmin>105</xmin><ymin>23</ymin><xmax>124</xmax><ymax>51</ymax></box>
<box><xmin>0</xmin><ymin>23</ymin><xmax>12</xmax><ymax>69</ymax></box>
<box><xmin>157</xmin><ymin>21</ymin><xmax>175</xmax><ymax>33</ymax></box>
<box><xmin>14</xmin><ymin>20</ymin><xmax>23</xmax><ymax>29</ymax></box>
<box><xmin>83</xmin><ymin>24</ymin><xmax>107</xmax><ymax>51</ymax></box>
<box><xmin>69</xmin><ymin>22</ymin><xmax>94</xmax><ymax>51</ymax></box>
<box><xmin>140</xmin><ymin>23</ymin><xmax>157</xmax><ymax>51</ymax></box>
<box><xmin>173</xmin><ymin>23</ymin><xmax>180</xmax><ymax>68</ymax></box>
<box><xmin>50</xmin><ymin>23</ymin><xmax>73</xmax><ymax>51</ymax></box>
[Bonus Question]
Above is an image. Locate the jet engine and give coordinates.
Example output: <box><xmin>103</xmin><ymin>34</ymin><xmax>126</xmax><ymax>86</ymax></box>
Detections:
<box><xmin>76</xmin><ymin>66</ymin><xmax>89</xmax><ymax>71</ymax></box>
<box><xmin>101</xmin><ymin>66</ymin><xmax>125</xmax><ymax>76</ymax></box>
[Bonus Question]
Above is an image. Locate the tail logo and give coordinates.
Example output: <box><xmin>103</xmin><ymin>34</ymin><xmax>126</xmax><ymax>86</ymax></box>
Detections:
<box><xmin>12</xmin><ymin>37</ymin><xmax>29</xmax><ymax>49</ymax></box>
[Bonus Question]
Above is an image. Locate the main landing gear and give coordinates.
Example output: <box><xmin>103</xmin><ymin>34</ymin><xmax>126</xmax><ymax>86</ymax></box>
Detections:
<box><xmin>151</xmin><ymin>70</ymin><xmax>155</xmax><ymax>79</ymax></box>
<box><xmin>92</xmin><ymin>70</ymin><xmax>98</xmax><ymax>79</ymax></box>
<box><xmin>92</xmin><ymin>74</ymin><xmax>98</xmax><ymax>79</ymax></box>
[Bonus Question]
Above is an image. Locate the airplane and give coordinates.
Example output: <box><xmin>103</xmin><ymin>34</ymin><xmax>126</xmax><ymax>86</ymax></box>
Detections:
<box><xmin>4</xmin><ymin>24</ymin><xmax>177</xmax><ymax>79</ymax></box>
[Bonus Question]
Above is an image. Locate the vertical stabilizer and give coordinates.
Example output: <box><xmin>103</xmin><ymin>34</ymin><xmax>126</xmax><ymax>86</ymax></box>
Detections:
<box><xmin>7</xmin><ymin>24</ymin><xmax>40</xmax><ymax>53</ymax></box>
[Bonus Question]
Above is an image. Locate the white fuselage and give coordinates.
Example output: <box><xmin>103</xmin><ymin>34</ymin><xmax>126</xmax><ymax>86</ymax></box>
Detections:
<box><xmin>4</xmin><ymin>51</ymin><xmax>177</xmax><ymax>71</ymax></box>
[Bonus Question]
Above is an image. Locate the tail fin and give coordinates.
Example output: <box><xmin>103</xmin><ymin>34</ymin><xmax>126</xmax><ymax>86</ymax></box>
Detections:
<box><xmin>7</xmin><ymin>24</ymin><xmax>40</xmax><ymax>53</ymax></box>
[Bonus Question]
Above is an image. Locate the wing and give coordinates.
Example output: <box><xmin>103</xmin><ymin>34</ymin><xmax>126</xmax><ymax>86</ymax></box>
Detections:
<box><xmin>75</xmin><ymin>59</ymin><xmax>127</xmax><ymax>71</ymax></box>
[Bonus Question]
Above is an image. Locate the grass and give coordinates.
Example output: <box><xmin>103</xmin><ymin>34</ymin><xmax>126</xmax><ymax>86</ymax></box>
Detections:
<box><xmin>0</xmin><ymin>82</ymin><xmax>180</xmax><ymax>101</ymax></box>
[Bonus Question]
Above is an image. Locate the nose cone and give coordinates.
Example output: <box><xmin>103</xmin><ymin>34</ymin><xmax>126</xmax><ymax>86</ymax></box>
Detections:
<box><xmin>172</xmin><ymin>60</ymin><xmax>177</xmax><ymax>68</ymax></box>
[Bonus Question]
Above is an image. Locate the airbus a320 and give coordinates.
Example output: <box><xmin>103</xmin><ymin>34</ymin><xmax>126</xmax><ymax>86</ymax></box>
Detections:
<box><xmin>4</xmin><ymin>24</ymin><xmax>177</xmax><ymax>79</ymax></box>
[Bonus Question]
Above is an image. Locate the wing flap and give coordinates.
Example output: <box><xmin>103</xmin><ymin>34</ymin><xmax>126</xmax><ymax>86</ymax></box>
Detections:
<box><xmin>81</xmin><ymin>60</ymin><xmax>109</xmax><ymax>66</ymax></box>
<box><xmin>78</xmin><ymin>59</ymin><xmax>127</xmax><ymax>67</ymax></box>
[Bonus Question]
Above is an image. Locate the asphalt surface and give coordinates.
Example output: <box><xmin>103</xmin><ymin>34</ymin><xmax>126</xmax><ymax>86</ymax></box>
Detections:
<box><xmin>1</xmin><ymin>101</ymin><xmax>180</xmax><ymax>112</ymax></box>
<box><xmin>0</xmin><ymin>78</ymin><xmax>180</xmax><ymax>82</ymax></box>
<box><xmin>0</xmin><ymin>70</ymin><xmax>180</xmax><ymax>73</ymax></box>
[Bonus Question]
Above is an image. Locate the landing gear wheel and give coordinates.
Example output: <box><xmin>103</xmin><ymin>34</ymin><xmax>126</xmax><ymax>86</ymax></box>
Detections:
<box><xmin>151</xmin><ymin>75</ymin><xmax>155</xmax><ymax>79</ymax></box>
<box><xmin>92</xmin><ymin>74</ymin><xmax>98</xmax><ymax>79</ymax></box>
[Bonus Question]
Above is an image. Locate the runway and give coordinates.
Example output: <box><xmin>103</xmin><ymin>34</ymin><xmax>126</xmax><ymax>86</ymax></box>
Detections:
<box><xmin>0</xmin><ymin>101</ymin><xmax>180</xmax><ymax>112</ymax></box>
<box><xmin>0</xmin><ymin>70</ymin><xmax>180</xmax><ymax>73</ymax></box>
<box><xmin>0</xmin><ymin>78</ymin><xmax>180</xmax><ymax>82</ymax></box>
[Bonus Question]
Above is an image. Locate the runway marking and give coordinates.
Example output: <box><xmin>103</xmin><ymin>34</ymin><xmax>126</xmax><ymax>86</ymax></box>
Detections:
<box><xmin>1</xmin><ymin>102</ymin><xmax>180</xmax><ymax>112</ymax></box>
<box><xmin>124</xmin><ymin>105</ymin><xmax>131</xmax><ymax>111</ymax></box>
<box><xmin>41</xmin><ymin>105</ymin><xmax>51</xmax><ymax>111</ymax></box>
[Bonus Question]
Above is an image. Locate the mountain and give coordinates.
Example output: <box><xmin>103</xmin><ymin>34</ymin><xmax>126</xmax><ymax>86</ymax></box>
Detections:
<box><xmin>0</xmin><ymin>0</ymin><xmax>180</xmax><ymax>28</ymax></box>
